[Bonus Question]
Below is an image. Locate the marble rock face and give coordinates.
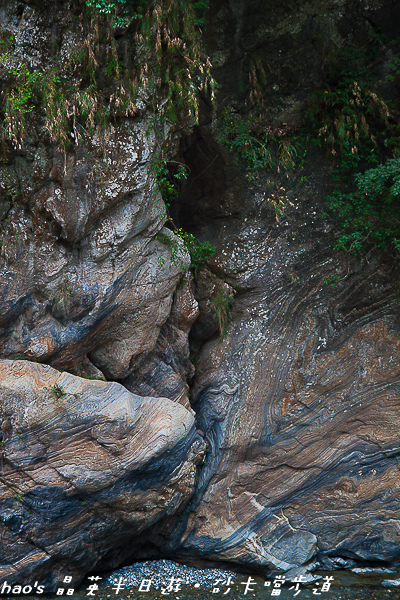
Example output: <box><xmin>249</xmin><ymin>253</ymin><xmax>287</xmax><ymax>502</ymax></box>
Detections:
<box><xmin>0</xmin><ymin>1</ymin><xmax>190</xmax><ymax>383</ymax></box>
<box><xmin>0</xmin><ymin>360</ymin><xmax>205</xmax><ymax>589</ymax></box>
<box><xmin>178</xmin><ymin>246</ymin><xmax>400</xmax><ymax>574</ymax></box>
<box><xmin>143</xmin><ymin>0</ymin><xmax>400</xmax><ymax>576</ymax></box>
<box><xmin>164</xmin><ymin>133</ymin><xmax>400</xmax><ymax>575</ymax></box>
<box><xmin>1</xmin><ymin>0</ymin><xmax>400</xmax><ymax>587</ymax></box>
<box><xmin>0</xmin><ymin>115</ymin><xmax>188</xmax><ymax>381</ymax></box>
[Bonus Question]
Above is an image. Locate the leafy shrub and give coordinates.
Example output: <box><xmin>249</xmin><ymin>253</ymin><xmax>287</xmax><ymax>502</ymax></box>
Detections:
<box><xmin>326</xmin><ymin>157</ymin><xmax>400</xmax><ymax>254</ymax></box>
<box><xmin>387</xmin><ymin>56</ymin><xmax>400</xmax><ymax>83</ymax></box>
<box><xmin>306</xmin><ymin>53</ymin><xmax>400</xmax><ymax>258</ymax></box>
<box><xmin>151</xmin><ymin>153</ymin><xmax>215</xmax><ymax>271</ymax></box>
<box><xmin>307</xmin><ymin>80</ymin><xmax>400</xmax><ymax>179</ymax></box>
<box><xmin>176</xmin><ymin>229</ymin><xmax>215</xmax><ymax>270</ymax></box>
<box><xmin>151</xmin><ymin>154</ymin><xmax>188</xmax><ymax>205</ymax></box>
<box><xmin>3</xmin><ymin>64</ymin><xmax>43</xmax><ymax>148</ymax></box>
<box><xmin>82</xmin><ymin>0</ymin><xmax>140</xmax><ymax>27</ymax></box>
<box><xmin>217</xmin><ymin>109</ymin><xmax>299</xmax><ymax>180</ymax></box>
<box><xmin>83</xmin><ymin>0</ymin><xmax>209</xmax><ymax>28</ymax></box>
<box><xmin>156</xmin><ymin>229</ymin><xmax>215</xmax><ymax>271</ymax></box>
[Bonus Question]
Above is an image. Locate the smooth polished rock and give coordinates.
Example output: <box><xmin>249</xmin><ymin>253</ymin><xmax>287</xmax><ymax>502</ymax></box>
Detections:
<box><xmin>123</xmin><ymin>272</ymin><xmax>200</xmax><ymax>409</ymax></box>
<box><xmin>0</xmin><ymin>360</ymin><xmax>205</xmax><ymax>589</ymax></box>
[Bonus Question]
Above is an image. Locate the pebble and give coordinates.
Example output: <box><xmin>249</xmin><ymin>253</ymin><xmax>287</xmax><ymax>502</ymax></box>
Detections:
<box><xmin>106</xmin><ymin>559</ymin><xmax>239</xmax><ymax>590</ymax></box>
<box><xmin>382</xmin><ymin>578</ymin><xmax>400</xmax><ymax>587</ymax></box>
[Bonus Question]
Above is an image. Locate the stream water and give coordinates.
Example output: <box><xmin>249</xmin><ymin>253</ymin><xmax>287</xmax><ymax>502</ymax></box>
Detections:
<box><xmin>10</xmin><ymin>561</ymin><xmax>400</xmax><ymax>600</ymax></box>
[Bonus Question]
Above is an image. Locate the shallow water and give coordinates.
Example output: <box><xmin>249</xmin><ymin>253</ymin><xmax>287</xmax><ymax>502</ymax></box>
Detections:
<box><xmin>6</xmin><ymin>561</ymin><xmax>400</xmax><ymax>600</ymax></box>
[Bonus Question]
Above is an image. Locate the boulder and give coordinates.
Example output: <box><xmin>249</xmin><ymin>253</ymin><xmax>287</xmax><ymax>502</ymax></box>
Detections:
<box><xmin>0</xmin><ymin>360</ymin><xmax>205</xmax><ymax>589</ymax></box>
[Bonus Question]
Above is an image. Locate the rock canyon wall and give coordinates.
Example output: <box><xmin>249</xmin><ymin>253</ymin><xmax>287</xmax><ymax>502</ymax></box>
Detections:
<box><xmin>0</xmin><ymin>0</ymin><xmax>399</xmax><ymax>589</ymax></box>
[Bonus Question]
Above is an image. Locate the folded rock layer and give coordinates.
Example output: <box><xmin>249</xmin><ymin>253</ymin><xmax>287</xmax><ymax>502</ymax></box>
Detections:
<box><xmin>0</xmin><ymin>360</ymin><xmax>205</xmax><ymax>588</ymax></box>
<box><xmin>1</xmin><ymin>0</ymin><xmax>400</xmax><ymax>587</ymax></box>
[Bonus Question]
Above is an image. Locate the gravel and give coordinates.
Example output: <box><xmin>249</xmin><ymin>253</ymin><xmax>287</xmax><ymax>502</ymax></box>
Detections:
<box><xmin>105</xmin><ymin>559</ymin><xmax>239</xmax><ymax>591</ymax></box>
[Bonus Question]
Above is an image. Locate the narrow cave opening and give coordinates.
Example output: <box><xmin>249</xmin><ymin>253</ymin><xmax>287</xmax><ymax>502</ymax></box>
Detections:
<box><xmin>168</xmin><ymin>124</ymin><xmax>229</xmax><ymax>236</ymax></box>
<box><xmin>168</xmin><ymin>128</ymin><xmax>227</xmax><ymax>361</ymax></box>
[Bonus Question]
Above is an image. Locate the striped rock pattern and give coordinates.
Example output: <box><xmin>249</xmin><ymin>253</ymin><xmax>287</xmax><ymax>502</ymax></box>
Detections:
<box><xmin>142</xmin><ymin>0</ymin><xmax>400</xmax><ymax>576</ymax></box>
<box><xmin>168</xmin><ymin>165</ymin><xmax>400</xmax><ymax>576</ymax></box>
<box><xmin>1</xmin><ymin>0</ymin><xmax>400</xmax><ymax>587</ymax></box>
<box><xmin>0</xmin><ymin>360</ymin><xmax>205</xmax><ymax>589</ymax></box>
